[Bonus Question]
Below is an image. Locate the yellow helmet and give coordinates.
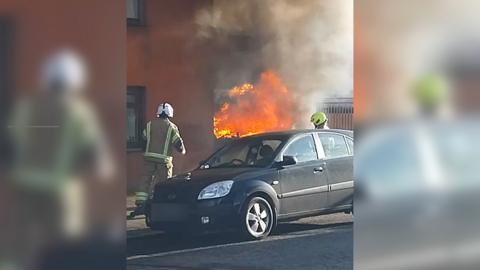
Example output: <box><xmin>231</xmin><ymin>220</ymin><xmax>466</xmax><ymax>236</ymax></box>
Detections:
<box><xmin>311</xmin><ymin>112</ymin><xmax>327</xmax><ymax>126</ymax></box>
<box><xmin>413</xmin><ymin>74</ymin><xmax>448</xmax><ymax>109</ymax></box>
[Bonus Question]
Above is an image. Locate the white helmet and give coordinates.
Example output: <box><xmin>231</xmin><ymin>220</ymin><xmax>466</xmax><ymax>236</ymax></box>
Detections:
<box><xmin>41</xmin><ymin>49</ymin><xmax>88</xmax><ymax>93</ymax></box>
<box><xmin>157</xmin><ymin>102</ymin><xmax>174</xmax><ymax>117</ymax></box>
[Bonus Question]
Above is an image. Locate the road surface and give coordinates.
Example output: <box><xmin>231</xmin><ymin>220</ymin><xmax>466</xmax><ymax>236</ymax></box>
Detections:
<box><xmin>127</xmin><ymin>213</ymin><xmax>353</xmax><ymax>270</ymax></box>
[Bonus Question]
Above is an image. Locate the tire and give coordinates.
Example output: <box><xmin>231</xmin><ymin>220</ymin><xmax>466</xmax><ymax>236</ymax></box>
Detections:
<box><xmin>241</xmin><ymin>197</ymin><xmax>274</xmax><ymax>240</ymax></box>
<box><xmin>145</xmin><ymin>205</ymin><xmax>152</xmax><ymax>227</ymax></box>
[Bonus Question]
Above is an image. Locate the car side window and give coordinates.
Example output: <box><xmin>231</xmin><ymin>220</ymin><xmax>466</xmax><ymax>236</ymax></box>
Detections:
<box><xmin>283</xmin><ymin>135</ymin><xmax>318</xmax><ymax>163</ymax></box>
<box><xmin>319</xmin><ymin>133</ymin><xmax>349</xmax><ymax>158</ymax></box>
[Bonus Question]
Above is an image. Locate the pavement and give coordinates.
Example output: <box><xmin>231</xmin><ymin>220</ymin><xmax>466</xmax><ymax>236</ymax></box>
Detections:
<box><xmin>127</xmin><ymin>211</ymin><xmax>353</xmax><ymax>270</ymax></box>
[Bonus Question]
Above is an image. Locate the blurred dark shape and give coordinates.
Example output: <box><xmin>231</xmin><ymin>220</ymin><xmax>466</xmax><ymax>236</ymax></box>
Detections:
<box><xmin>355</xmin><ymin>120</ymin><xmax>480</xmax><ymax>270</ymax></box>
<box><xmin>36</xmin><ymin>237</ymin><xmax>124</xmax><ymax>270</ymax></box>
<box><xmin>445</xmin><ymin>39</ymin><xmax>480</xmax><ymax>114</ymax></box>
<box><xmin>0</xmin><ymin>17</ymin><xmax>14</xmax><ymax>172</ymax></box>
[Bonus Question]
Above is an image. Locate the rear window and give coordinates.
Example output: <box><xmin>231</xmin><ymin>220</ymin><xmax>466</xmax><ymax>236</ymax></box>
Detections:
<box><xmin>283</xmin><ymin>135</ymin><xmax>318</xmax><ymax>162</ymax></box>
<box><xmin>319</xmin><ymin>133</ymin><xmax>349</xmax><ymax>158</ymax></box>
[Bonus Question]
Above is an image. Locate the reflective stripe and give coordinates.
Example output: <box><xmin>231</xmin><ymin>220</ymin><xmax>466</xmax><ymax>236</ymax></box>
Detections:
<box><xmin>144</xmin><ymin>152</ymin><xmax>172</xmax><ymax>162</ymax></box>
<box><xmin>135</xmin><ymin>192</ymin><xmax>148</xmax><ymax>201</ymax></box>
<box><xmin>135</xmin><ymin>192</ymin><xmax>148</xmax><ymax>197</ymax></box>
<box><xmin>163</xmin><ymin>125</ymin><xmax>173</xmax><ymax>156</ymax></box>
<box><xmin>172</xmin><ymin>132</ymin><xmax>180</xmax><ymax>142</ymax></box>
<box><xmin>145</xmin><ymin>122</ymin><xmax>151</xmax><ymax>153</ymax></box>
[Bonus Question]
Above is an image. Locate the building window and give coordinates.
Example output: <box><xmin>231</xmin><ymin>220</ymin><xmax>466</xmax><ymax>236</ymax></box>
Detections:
<box><xmin>127</xmin><ymin>0</ymin><xmax>145</xmax><ymax>26</ymax></box>
<box><xmin>127</xmin><ymin>86</ymin><xmax>145</xmax><ymax>150</ymax></box>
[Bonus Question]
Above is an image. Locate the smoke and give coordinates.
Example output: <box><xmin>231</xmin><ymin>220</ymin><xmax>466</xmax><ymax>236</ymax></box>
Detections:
<box><xmin>195</xmin><ymin>0</ymin><xmax>353</xmax><ymax>128</ymax></box>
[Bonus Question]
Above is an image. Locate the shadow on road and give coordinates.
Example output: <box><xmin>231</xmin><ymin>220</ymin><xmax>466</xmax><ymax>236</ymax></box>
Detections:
<box><xmin>273</xmin><ymin>221</ymin><xmax>352</xmax><ymax>235</ymax></box>
<box><xmin>127</xmin><ymin>220</ymin><xmax>353</xmax><ymax>257</ymax></box>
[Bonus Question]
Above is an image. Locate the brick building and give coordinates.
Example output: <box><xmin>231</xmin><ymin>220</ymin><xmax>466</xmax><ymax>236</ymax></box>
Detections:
<box><xmin>126</xmin><ymin>0</ymin><xmax>217</xmax><ymax>191</ymax></box>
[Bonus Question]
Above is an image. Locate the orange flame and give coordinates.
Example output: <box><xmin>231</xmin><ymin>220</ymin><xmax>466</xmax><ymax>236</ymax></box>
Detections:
<box><xmin>213</xmin><ymin>70</ymin><xmax>294</xmax><ymax>138</ymax></box>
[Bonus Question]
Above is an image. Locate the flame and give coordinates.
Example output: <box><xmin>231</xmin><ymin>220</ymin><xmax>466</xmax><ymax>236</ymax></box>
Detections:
<box><xmin>213</xmin><ymin>70</ymin><xmax>294</xmax><ymax>138</ymax></box>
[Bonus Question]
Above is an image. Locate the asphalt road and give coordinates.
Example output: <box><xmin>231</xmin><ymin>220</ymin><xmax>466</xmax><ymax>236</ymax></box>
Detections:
<box><xmin>127</xmin><ymin>213</ymin><xmax>353</xmax><ymax>270</ymax></box>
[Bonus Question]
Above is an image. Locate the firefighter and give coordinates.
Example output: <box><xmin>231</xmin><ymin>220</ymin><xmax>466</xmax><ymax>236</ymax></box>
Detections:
<box><xmin>129</xmin><ymin>102</ymin><xmax>186</xmax><ymax>219</ymax></box>
<box><xmin>7</xmin><ymin>50</ymin><xmax>114</xmax><ymax>269</ymax></box>
<box><xmin>310</xmin><ymin>112</ymin><xmax>329</xmax><ymax>129</ymax></box>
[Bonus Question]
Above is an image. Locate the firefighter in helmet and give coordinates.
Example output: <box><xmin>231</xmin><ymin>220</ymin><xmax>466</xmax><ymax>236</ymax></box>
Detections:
<box><xmin>129</xmin><ymin>102</ymin><xmax>186</xmax><ymax>219</ymax></box>
<box><xmin>413</xmin><ymin>74</ymin><xmax>449</xmax><ymax>116</ymax></box>
<box><xmin>7</xmin><ymin>50</ymin><xmax>114</xmax><ymax>269</ymax></box>
<box><xmin>311</xmin><ymin>112</ymin><xmax>329</xmax><ymax>129</ymax></box>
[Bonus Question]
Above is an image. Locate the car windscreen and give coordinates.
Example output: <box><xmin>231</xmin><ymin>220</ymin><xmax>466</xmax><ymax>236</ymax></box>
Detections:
<box><xmin>203</xmin><ymin>136</ymin><xmax>287</xmax><ymax>168</ymax></box>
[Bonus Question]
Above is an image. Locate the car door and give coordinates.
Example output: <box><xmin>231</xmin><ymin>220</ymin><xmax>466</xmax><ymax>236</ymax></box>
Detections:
<box><xmin>317</xmin><ymin>132</ymin><xmax>354</xmax><ymax>209</ymax></box>
<box><xmin>277</xmin><ymin>133</ymin><xmax>329</xmax><ymax>216</ymax></box>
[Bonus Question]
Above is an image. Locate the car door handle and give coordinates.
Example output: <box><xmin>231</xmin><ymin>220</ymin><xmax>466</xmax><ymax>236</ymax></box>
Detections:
<box><xmin>313</xmin><ymin>167</ymin><xmax>324</xmax><ymax>173</ymax></box>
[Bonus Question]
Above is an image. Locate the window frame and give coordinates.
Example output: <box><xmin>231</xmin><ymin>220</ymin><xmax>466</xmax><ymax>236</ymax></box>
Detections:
<box><xmin>345</xmin><ymin>136</ymin><xmax>354</xmax><ymax>155</ymax></box>
<box><xmin>316</xmin><ymin>132</ymin><xmax>352</xmax><ymax>160</ymax></box>
<box><xmin>127</xmin><ymin>86</ymin><xmax>146</xmax><ymax>150</ymax></box>
<box><xmin>127</xmin><ymin>0</ymin><xmax>145</xmax><ymax>27</ymax></box>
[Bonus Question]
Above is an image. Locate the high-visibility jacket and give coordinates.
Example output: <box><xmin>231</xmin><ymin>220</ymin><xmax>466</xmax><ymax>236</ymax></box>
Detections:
<box><xmin>9</xmin><ymin>95</ymin><xmax>107</xmax><ymax>193</ymax></box>
<box><xmin>143</xmin><ymin>118</ymin><xmax>185</xmax><ymax>163</ymax></box>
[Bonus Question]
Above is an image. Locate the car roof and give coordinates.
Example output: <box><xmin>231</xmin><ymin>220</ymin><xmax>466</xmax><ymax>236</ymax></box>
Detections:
<box><xmin>245</xmin><ymin>129</ymin><xmax>353</xmax><ymax>139</ymax></box>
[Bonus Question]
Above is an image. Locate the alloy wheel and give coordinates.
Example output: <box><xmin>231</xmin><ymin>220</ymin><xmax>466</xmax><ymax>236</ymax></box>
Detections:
<box><xmin>245</xmin><ymin>198</ymin><xmax>272</xmax><ymax>238</ymax></box>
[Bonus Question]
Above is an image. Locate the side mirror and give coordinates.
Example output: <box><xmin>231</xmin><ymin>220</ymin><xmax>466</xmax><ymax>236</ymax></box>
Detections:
<box><xmin>281</xmin><ymin>155</ymin><xmax>297</xmax><ymax>166</ymax></box>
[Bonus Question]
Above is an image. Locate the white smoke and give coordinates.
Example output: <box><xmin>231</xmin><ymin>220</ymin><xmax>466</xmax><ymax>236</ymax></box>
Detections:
<box><xmin>196</xmin><ymin>0</ymin><xmax>353</xmax><ymax>128</ymax></box>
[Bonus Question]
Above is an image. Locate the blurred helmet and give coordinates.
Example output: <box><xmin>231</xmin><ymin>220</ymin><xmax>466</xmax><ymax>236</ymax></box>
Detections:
<box><xmin>41</xmin><ymin>49</ymin><xmax>88</xmax><ymax>93</ymax></box>
<box><xmin>157</xmin><ymin>103</ymin><xmax>174</xmax><ymax>117</ymax></box>
<box><xmin>311</xmin><ymin>112</ymin><xmax>328</xmax><ymax>126</ymax></box>
<box><xmin>413</xmin><ymin>74</ymin><xmax>448</xmax><ymax>109</ymax></box>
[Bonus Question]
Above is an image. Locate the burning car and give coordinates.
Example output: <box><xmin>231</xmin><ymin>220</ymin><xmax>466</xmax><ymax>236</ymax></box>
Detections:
<box><xmin>213</xmin><ymin>70</ymin><xmax>295</xmax><ymax>138</ymax></box>
<box><xmin>146</xmin><ymin>129</ymin><xmax>353</xmax><ymax>239</ymax></box>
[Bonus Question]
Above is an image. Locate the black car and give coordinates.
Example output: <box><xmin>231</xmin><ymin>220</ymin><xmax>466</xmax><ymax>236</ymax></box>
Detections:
<box><xmin>146</xmin><ymin>129</ymin><xmax>354</xmax><ymax>239</ymax></box>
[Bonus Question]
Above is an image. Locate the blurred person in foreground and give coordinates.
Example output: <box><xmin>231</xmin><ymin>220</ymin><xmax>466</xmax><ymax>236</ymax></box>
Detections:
<box><xmin>4</xmin><ymin>50</ymin><xmax>115</xmax><ymax>270</ymax></box>
<box><xmin>355</xmin><ymin>37</ymin><xmax>480</xmax><ymax>270</ymax></box>
<box><xmin>128</xmin><ymin>102</ymin><xmax>186</xmax><ymax>219</ymax></box>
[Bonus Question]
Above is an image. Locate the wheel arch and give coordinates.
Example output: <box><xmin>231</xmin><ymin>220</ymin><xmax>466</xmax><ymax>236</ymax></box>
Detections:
<box><xmin>236</xmin><ymin>179</ymin><xmax>280</xmax><ymax>218</ymax></box>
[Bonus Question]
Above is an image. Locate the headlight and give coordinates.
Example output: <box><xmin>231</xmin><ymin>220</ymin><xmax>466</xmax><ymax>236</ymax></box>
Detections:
<box><xmin>198</xmin><ymin>180</ymin><xmax>234</xmax><ymax>200</ymax></box>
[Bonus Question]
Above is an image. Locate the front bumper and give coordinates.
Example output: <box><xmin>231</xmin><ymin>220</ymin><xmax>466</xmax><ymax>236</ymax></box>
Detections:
<box><xmin>145</xmin><ymin>197</ymin><xmax>241</xmax><ymax>233</ymax></box>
